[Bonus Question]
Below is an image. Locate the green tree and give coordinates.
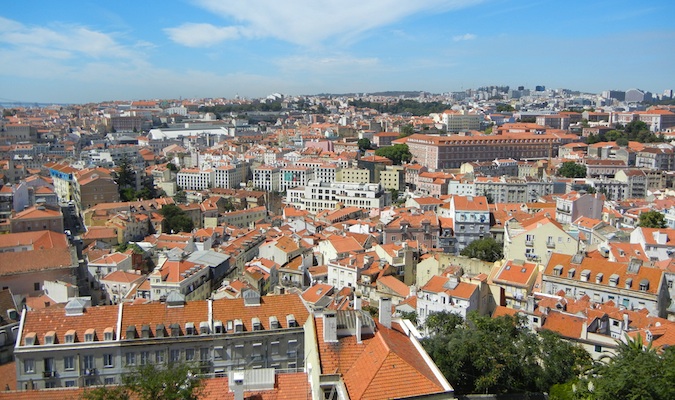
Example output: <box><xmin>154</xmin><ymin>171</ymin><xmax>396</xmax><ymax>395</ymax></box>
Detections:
<box><xmin>166</xmin><ymin>162</ymin><xmax>178</xmax><ymax>172</ymax></box>
<box><xmin>374</xmin><ymin>143</ymin><xmax>412</xmax><ymax>165</ymax></box>
<box><xmin>460</xmin><ymin>237</ymin><xmax>503</xmax><ymax>263</ymax></box>
<box><xmin>357</xmin><ymin>138</ymin><xmax>372</xmax><ymax>151</ymax></box>
<box><xmin>123</xmin><ymin>363</ymin><xmax>204</xmax><ymax>400</ymax></box>
<box><xmin>174</xmin><ymin>190</ymin><xmax>187</xmax><ymax>204</ymax></box>
<box><xmin>638</xmin><ymin>210</ymin><xmax>667</xmax><ymax>228</ymax></box>
<box><xmin>557</xmin><ymin>162</ymin><xmax>586</xmax><ymax>178</ymax></box>
<box><xmin>424</xmin><ymin>311</ymin><xmax>463</xmax><ymax>336</ymax></box>
<box><xmin>399</xmin><ymin>311</ymin><xmax>418</xmax><ymax>326</ymax></box>
<box><xmin>574</xmin><ymin>334</ymin><xmax>675</xmax><ymax>400</ymax></box>
<box><xmin>82</xmin><ymin>362</ymin><xmax>204</xmax><ymax>400</ymax></box>
<box><xmin>398</xmin><ymin>124</ymin><xmax>415</xmax><ymax>138</ymax></box>
<box><xmin>422</xmin><ymin>312</ymin><xmax>591</xmax><ymax>396</ymax></box>
<box><xmin>160</xmin><ymin>204</ymin><xmax>194</xmax><ymax>233</ymax></box>
<box><xmin>82</xmin><ymin>385</ymin><xmax>130</xmax><ymax>400</ymax></box>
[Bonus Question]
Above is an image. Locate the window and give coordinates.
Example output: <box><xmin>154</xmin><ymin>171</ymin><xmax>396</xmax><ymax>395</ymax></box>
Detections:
<box><xmin>287</xmin><ymin>340</ymin><xmax>298</xmax><ymax>357</ymax></box>
<box><xmin>34</xmin><ymin>282</ymin><xmax>40</xmax><ymax>291</ymax></box>
<box><xmin>64</xmin><ymin>356</ymin><xmax>75</xmax><ymax>371</ymax></box>
<box><xmin>104</xmin><ymin>377</ymin><xmax>115</xmax><ymax>385</ymax></box>
<box><xmin>185</xmin><ymin>349</ymin><xmax>195</xmax><ymax>361</ymax></box>
<box><xmin>83</xmin><ymin>355</ymin><xmax>94</xmax><ymax>370</ymax></box>
<box><xmin>44</xmin><ymin>333</ymin><xmax>55</xmax><ymax>345</ymax></box>
<box><xmin>104</xmin><ymin>330</ymin><xmax>114</xmax><ymax>341</ymax></box>
<box><xmin>155</xmin><ymin>350</ymin><xmax>165</xmax><ymax>364</ymax></box>
<box><xmin>594</xmin><ymin>345</ymin><xmax>602</xmax><ymax>353</ymax></box>
<box><xmin>200</xmin><ymin>348</ymin><xmax>210</xmax><ymax>362</ymax></box>
<box><xmin>44</xmin><ymin>358</ymin><xmax>55</xmax><ymax>374</ymax></box>
<box><xmin>65</xmin><ymin>332</ymin><xmax>75</xmax><ymax>343</ymax></box>
<box><xmin>103</xmin><ymin>354</ymin><xmax>114</xmax><ymax>368</ymax></box>
<box><xmin>24</xmin><ymin>359</ymin><xmax>35</xmax><ymax>374</ymax></box>
<box><xmin>65</xmin><ymin>380</ymin><xmax>76</xmax><ymax>388</ymax></box>
<box><xmin>84</xmin><ymin>332</ymin><xmax>95</xmax><ymax>342</ymax></box>
<box><xmin>170</xmin><ymin>349</ymin><xmax>181</xmax><ymax>363</ymax></box>
<box><xmin>137</xmin><ymin>351</ymin><xmax>148</xmax><ymax>365</ymax></box>
<box><xmin>252</xmin><ymin>343</ymin><xmax>262</xmax><ymax>360</ymax></box>
<box><xmin>125</xmin><ymin>352</ymin><xmax>136</xmax><ymax>366</ymax></box>
<box><xmin>270</xmin><ymin>341</ymin><xmax>280</xmax><ymax>356</ymax></box>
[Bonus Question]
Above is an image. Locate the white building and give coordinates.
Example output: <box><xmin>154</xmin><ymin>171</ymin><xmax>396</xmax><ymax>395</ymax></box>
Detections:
<box><xmin>252</xmin><ymin>166</ymin><xmax>280</xmax><ymax>192</ymax></box>
<box><xmin>286</xmin><ymin>180</ymin><xmax>391</xmax><ymax>214</ymax></box>
<box><xmin>176</xmin><ymin>169</ymin><xmax>214</xmax><ymax>190</ymax></box>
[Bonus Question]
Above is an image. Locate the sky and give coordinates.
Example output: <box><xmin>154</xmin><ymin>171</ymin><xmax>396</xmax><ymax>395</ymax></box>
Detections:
<box><xmin>1</xmin><ymin>0</ymin><xmax>674</xmax><ymax>104</ymax></box>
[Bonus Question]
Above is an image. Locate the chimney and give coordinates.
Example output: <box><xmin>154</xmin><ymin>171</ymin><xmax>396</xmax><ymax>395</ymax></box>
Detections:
<box><xmin>356</xmin><ymin>312</ymin><xmax>362</xmax><ymax>344</ymax></box>
<box><xmin>623</xmin><ymin>313</ymin><xmax>629</xmax><ymax>331</ymax></box>
<box><xmin>323</xmin><ymin>312</ymin><xmax>338</xmax><ymax>343</ymax></box>
<box><xmin>379</xmin><ymin>297</ymin><xmax>392</xmax><ymax>329</ymax></box>
<box><xmin>231</xmin><ymin>371</ymin><xmax>244</xmax><ymax>400</ymax></box>
<box><xmin>354</xmin><ymin>291</ymin><xmax>362</xmax><ymax>311</ymax></box>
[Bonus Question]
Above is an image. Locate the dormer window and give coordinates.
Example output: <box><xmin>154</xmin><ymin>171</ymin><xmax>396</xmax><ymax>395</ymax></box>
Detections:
<box><xmin>580</xmin><ymin>270</ymin><xmax>591</xmax><ymax>282</ymax></box>
<box><xmin>567</xmin><ymin>268</ymin><xmax>576</xmax><ymax>278</ymax></box>
<box><xmin>214</xmin><ymin>321</ymin><xmax>223</xmax><ymax>334</ymax></box>
<box><xmin>199</xmin><ymin>321</ymin><xmax>209</xmax><ymax>335</ymax></box>
<box><xmin>234</xmin><ymin>319</ymin><xmax>244</xmax><ymax>333</ymax></box>
<box><xmin>252</xmin><ymin>317</ymin><xmax>262</xmax><ymax>331</ymax></box>
<box><xmin>286</xmin><ymin>314</ymin><xmax>297</xmax><ymax>328</ymax></box>
<box><xmin>553</xmin><ymin>265</ymin><xmax>563</xmax><ymax>276</ymax></box>
<box><xmin>625</xmin><ymin>278</ymin><xmax>633</xmax><ymax>289</ymax></box>
<box><xmin>84</xmin><ymin>329</ymin><xmax>96</xmax><ymax>342</ymax></box>
<box><xmin>185</xmin><ymin>322</ymin><xmax>195</xmax><ymax>335</ymax></box>
<box><xmin>639</xmin><ymin>279</ymin><xmax>649</xmax><ymax>292</ymax></box>
<box><xmin>609</xmin><ymin>274</ymin><xmax>619</xmax><ymax>287</ymax></box>
<box><xmin>269</xmin><ymin>316</ymin><xmax>280</xmax><ymax>329</ymax></box>
<box><xmin>226</xmin><ymin>320</ymin><xmax>234</xmax><ymax>332</ymax></box>
<box><xmin>24</xmin><ymin>332</ymin><xmax>37</xmax><ymax>346</ymax></box>
<box><xmin>44</xmin><ymin>331</ymin><xmax>55</xmax><ymax>345</ymax></box>
<box><xmin>156</xmin><ymin>324</ymin><xmax>166</xmax><ymax>338</ymax></box>
<box><xmin>104</xmin><ymin>327</ymin><xmax>114</xmax><ymax>341</ymax></box>
<box><xmin>126</xmin><ymin>326</ymin><xmax>136</xmax><ymax>340</ymax></box>
<box><xmin>596</xmin><ymin>273</ymin><xmax>604</xmax><ymax>284</ymax></box>
<box><xmin>170</xmin><ymin>323</ymin><xmax>180</xmax><ymax>337</ymax></box>
<box><xmin>141</xmin><ymin>325</ymin><xmax>151</xmax><ymax>339</ymax></box>
<box><xmin>65</xmin><ymin>330</ymin><xmax>76</xmax><ymax>344</ymax></box>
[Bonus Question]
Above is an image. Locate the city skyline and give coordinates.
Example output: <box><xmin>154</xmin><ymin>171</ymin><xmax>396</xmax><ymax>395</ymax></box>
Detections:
<box><xmin>1</xmin><ymin>0</ymin><xmax>674</xmax><ymax>104</ymax></box>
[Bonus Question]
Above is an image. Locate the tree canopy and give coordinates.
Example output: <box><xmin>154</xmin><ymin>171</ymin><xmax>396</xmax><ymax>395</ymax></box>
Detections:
<box><xmin>159</xmin><ymin>204</ymin><xmax>194</xmax><ymax>233</ymax></box>
<box><xmin>348</xmin><ymin>99</ymin><xmax>448</xmax><ymax>116</ymax></box>
<box><xmin>557</xmin><ymin>162</ymin><xmax>587</xmax><ymax>178</ymax></box>
<box><xmin>357</xmin><ymin>138</ymin><xmax>372</xmax><ymax>151</ymax></box>
<box><xmin>638</xmin><ymin>210</ymin><xmax>667</xmax><ymax>228</ymax></box>
<box><xmin>586</xmin><ymin>120</ymin><xmax>665</xmax><ymax>144</ymax></box>
<box><xmin>82</xmin><ymin>362</ymin><xmax>204</xmax><ymax>400</ymax></box>
<box><xmin>460</xmin><ymin>237</ymin><xmax>503</xmax><ymax>263</ymax></box>
<box><xmin>422</xmin><ymin>312</ymin><xmax>591</xmax><ymax>396</ymax></box>
<box><xmin>398</xmin><ymin>124</ymin><xmax>415</xmax><ymax>138</ymax></box>
<box><xmin>571</xmin><ymin>334</ymin><xmax>675</xmax><ymax>400</ymax></box>
<box><xmin>374</xmin><ymin>143</ymin><xmax>412</xmax><ymax>165</ymax></box>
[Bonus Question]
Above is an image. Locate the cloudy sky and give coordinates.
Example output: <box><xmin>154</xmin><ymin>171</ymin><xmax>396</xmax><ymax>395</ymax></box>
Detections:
<box><xmin>1</xmin><ymin>0</ymin><xmax>674</xmax><ymax>103</ymax></box>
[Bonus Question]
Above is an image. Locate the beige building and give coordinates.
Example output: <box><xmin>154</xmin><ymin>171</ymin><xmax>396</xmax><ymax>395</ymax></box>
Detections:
<box><xmin>504</xmin><ymin>216</ymin><xmax>580</xmax><ymax>266</ymax></box>
<box><xmin>336</xmin><ymin>168</ymin><xmax>370</xmax><ymax>184</ymax></box>
<box><xmin>379</xmin><ymin>165</ymin><xmax>405</xmax><ymax>191</ymax></box>
<box><xmin>10</xmin><ymin>205</ymin><xmax>63</xmax><ymax>234</ymax></box>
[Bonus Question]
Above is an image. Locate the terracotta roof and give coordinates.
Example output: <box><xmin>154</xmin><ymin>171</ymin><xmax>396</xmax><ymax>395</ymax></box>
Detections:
<box><xmin>493</xmin><ymin>260</ymin><xmax>538</xmax><ymax>287</ymax></box>
<box><xmin>540</xmin><ymin>311</ymin><xmax>586</xmax><ymax>339</ymax></box>
<box><xmin>377</xmin><ymin>275</ymin><xmax>410</xmax><ymax>297</ymax></box>
<box><xmin>315</xmin><ymin>317</ymin><xmax>448</xmax><ymax>399</ymax></box>
<box><xmin>544</xmin><ymin>253</ymin><xmax>664</xmax><ymax>295</ymax></box>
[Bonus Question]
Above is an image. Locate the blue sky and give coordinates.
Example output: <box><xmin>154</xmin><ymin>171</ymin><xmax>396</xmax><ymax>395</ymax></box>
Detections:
<box><xmin>1</xmin><ymin>0</ymin><xmax>674</xmax><ymax>104</ymax></box>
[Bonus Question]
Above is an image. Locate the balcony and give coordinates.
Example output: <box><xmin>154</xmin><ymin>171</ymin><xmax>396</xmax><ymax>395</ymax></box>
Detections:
<box><xmin>43</xmin><ymin>370</ymin><xmax>57</xmax><ymax>378</ymax></box>
<box><xmin>546</xmin><ymin>241</ymin><xmax>556</xmax><ymax>249</ymax></box>
<box><xmin>525</xmin><ymin>240</ymin><xmax>534</xmax><ymax>247</ymax></box>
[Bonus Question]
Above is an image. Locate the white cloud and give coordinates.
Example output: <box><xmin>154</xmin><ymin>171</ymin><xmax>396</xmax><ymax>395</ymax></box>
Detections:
<box><xmin>453</xmin><ymin>33</ymin><xmax>476</xmax><ymax>41</ymax></box>
<box><xmin>166</xmin><ymin>0</ymin><xmax>485</xmax><ymax>47</ymax></box>
<box><xmin>0</xmin><ymin>17</ymin><xmax>139</xmax><ymax>60</ymax></box>
<box><xmin>164</xmin><ymin>23</ymin><xmax>244</xmax><ymax>47</ymax></box>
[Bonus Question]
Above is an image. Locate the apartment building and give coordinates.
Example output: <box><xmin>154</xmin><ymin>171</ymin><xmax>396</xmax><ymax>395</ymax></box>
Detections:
<box><xmin>14</xmin><ymin>292</ymin><xmax>309</xmax><ymax>390</ymax></box>
<box><xmin>490</xmin><ymin>259</ymin><xmax>540</xmax><ymax>310</ymax></box>
<box><xmin>504</xmin><ymin>216</ymin><xmax>579</xmax><ymax>265</ymax></box>
<box><xmin>615</xmin><ymin>169</ymin><xmax>648</xmax><ymax>199</ymax></box>
<box><xmin>213</xmin><ymin>164</ymin><xmax>246</xmax><ymax>189</ymax></box>
<box><xmin>336</xmin><ymin>167</ymin><xmax>370</xmax><ymax>184</ymax></box>
<box><xmin>443</xmin><ymin>195</ymin><xmax>490</xmax><ymax>253</ymax></box>
<box><xmin>176</xmin><ymin>168</ymin><xmax>214</xmax><ymax>191</ymax></box>
<box><xmin>147</xmin><ymin>257</ymin><xmax>211</xmax><ymax>301</ymax></box>
<box><xmin>555</xmin><ymin>192</ymin><xmax>604</xmax><ymax>225</ymax></box>
<box><xmin>441</xmin><ymin>110</ymin><xmax>482</xmax><ymax>132</ymax></box>
<box><xmin>73</xmin><ymin>168</ymin><xmax>120</xmax><ymax>211</ymax></box>
<box><xmin>417</xmin><ymin>275</ymin><xmax>480</xmax><ymax>323</ymax></box>
<box><xmin>382</xmin><ymin>209</ymin><xmax>440</xmax><ymax>250</ymax></box>
<box><xmin>635</xmin><ymin>146</ymin><xmax>675</xmax><ymax>171</ymax></box>
<box><xmin>401</xmin><ymin>133</ymin><xmax>567</xmax><ymax>170</ymax></box>
<box><xmin>9</xmin><ymin>204</ymin><xmax>63</xmax><ymax>234</ymax></box>
<box><xmin>252</xmin><ymin>166</ymin><xmax>280</xmax><ymax>192</ymax></box>
<box><xmin>285</xmin><ymin>181</ymin><xmax>390</xmax><ymax>213</ymax></box>
<box><xmin>542</xmin><ymin>253</ymin><xmax>669</xmax><ymax>317</ymax></box>
<box><xmin>379</xmin><ymin>165</ymin><xmax>405</xmax><ymax>191</ymax></box>
<box><xmin>280</xmin><ymin>166</ymin><xmax>313</xmax><ymax>192</ymax></box>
